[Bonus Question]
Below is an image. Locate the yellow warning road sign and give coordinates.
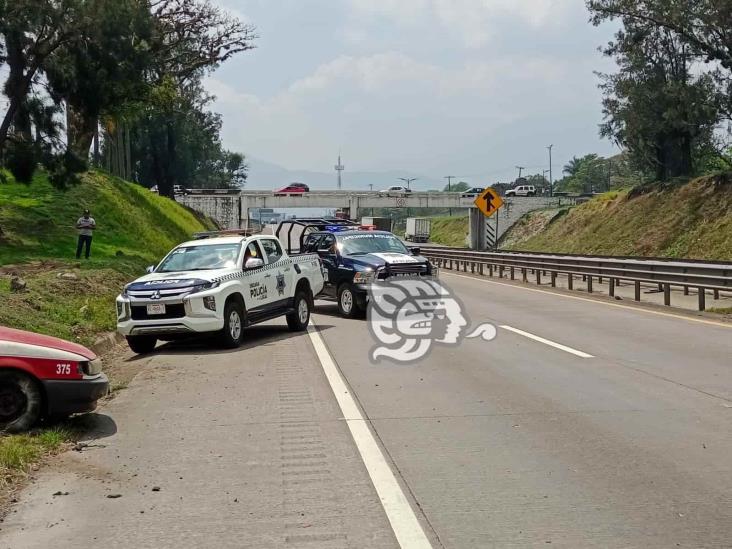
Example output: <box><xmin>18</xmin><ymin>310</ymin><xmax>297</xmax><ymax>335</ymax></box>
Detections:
<box><xmin>474</xmin><ymin>187</ymin><xmax>504</xmax><ymax>217</ymax></box>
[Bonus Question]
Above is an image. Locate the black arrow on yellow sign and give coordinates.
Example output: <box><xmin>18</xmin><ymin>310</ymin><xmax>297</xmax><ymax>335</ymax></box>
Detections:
<box><xmin>474</xmin><ymin>187</ymin><xmax>504</xmax><ymax>217</ymax></box>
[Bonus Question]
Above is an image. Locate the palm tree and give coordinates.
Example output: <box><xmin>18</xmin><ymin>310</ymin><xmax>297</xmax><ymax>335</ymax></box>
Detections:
<box><xmin>563</xmin><ymin>156</ymin><xmax>583</xmax><ymax>176</ymax></box>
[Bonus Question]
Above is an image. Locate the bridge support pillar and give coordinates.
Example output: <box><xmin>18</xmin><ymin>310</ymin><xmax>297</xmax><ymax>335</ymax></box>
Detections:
<box><xmin>468</xmin><ymin>208</ymin><xmax>486</xmax><ymax>250</ymax></box>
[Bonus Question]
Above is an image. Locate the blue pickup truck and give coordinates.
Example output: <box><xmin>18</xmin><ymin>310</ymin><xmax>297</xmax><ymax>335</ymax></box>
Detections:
<box><xmin>276</xmin><ymin>219</ymin><xmax>437</xmax><ymax>317</ymax></box>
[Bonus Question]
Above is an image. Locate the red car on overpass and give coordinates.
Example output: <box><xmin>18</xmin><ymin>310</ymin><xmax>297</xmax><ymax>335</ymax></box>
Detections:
<box><xmin>0</xmin><ymin>327</ymin><xmax>109</xmax><ymax>432</ymax></box>
<box><xmin>274</xmin><ymin>182</ymin><xmax>309</xmax><ymax>196</ymax></box>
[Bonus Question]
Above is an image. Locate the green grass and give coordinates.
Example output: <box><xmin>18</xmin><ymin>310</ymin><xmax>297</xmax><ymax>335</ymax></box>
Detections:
<box><xmin>0</xmin><ymin>170</ymin><xmax>215</xmax><ymax>265</ymax></box>
<box><xmin>0</xmin><ymin>428</ymin><xmax>72</xmax><ymax>483</ymax></box>
<box><xmin>0</xmin><ymin>170</ymin><xmax>216</xmax><ymax>345</ymax></box>
<box><xmin>429</xmin><ymin>215</ymin><xmax>469</xmax><ymax>248</ymax></box>
<box><xmin>503</xmin><ymin>176</ymin><xmax>732</xmax><ymax>260</ymax></box>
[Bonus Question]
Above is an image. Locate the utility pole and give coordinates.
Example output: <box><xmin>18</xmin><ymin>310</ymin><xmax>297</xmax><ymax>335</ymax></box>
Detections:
<box><xmin>445</xmin><ymin>176</ymin><xmax>456</xmax><ymax>216</ymax></box>
<box><xmin>547</xmin><ymin>144</ymin><xmax>553</xmax><ymax>197</ymax></box>
<box><xmin>335</xmin><ymin>153</ymin><xmax>344</xmax><ymax>190</ymax></box>
<box><xmin>398</xmin><ymin>177</ymin><xmax>417</xmax><ymax>189</ymax></box>
<box><xmin>515</xmin><ymin>166</ymin><xmax>525</xmax><ymax>180</ymax></box>
<box><xmin>543</xmin><ymin>170</ymin><xmax>550</xmax><ymax>195</ymax></box>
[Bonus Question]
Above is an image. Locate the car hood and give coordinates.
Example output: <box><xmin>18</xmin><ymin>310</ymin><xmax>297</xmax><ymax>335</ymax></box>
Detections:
<box><xmin>347</xmin><ymin>252</ymin><xmax>427</xmax><ymax>269</ymax></box>
<box><xmin>126</xmin><ymin>269</ymin><xmax>238</xmax><ymax>290</ymax></box>
<box><xmin>0</xmin><ymin>326</ymin><xmax>96</xmax><ymax>360</ymax></box>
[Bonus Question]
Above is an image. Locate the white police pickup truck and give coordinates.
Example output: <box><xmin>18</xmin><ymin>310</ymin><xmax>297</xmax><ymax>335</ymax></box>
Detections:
<box><xmin>116</xmin><ymin>234</ymin><xmax>324</xmax><ymax>354</ymax></box>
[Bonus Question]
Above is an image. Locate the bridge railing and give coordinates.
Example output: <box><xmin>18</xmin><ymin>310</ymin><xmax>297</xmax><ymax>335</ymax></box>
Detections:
<box><xmin>419</xmin><ymin>246</ymin><xmax>732</xmax><ymax>311</ymax></box>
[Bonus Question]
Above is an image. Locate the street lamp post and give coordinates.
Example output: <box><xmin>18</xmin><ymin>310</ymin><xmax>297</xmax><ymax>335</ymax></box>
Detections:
<box><xmin>398</xmin><ymin>177</ymin><xmax>417</xmax><ymax>190</ymax></box>
<box><xmin>547</xmin><ymin>144</ymin><xmax>554</xmax><ymax>197</ymax></box>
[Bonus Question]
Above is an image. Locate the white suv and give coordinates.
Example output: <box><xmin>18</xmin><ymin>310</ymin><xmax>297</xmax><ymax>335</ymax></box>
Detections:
<box><xmin>505</xmin><ymin>185</ymin><xmax>536</xmax><ymax>197</ymax></box>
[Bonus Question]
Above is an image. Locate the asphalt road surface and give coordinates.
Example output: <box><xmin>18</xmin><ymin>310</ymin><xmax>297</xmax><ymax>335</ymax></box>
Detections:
<box><xmin>2</xmin><ymin>272</ymin><xmax>731</xmax><ymax>548</ymax></box>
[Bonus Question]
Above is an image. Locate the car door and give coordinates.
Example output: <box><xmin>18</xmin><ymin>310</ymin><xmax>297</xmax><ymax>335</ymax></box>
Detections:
<box><xmin>316</xmin><ymin>234</ymin><xmax>338</xmax><ymax>298</ymax></box>
<box><xmin>258</xmin><ymin>237</ymin><xmax>292</xmax><ymax>311</ymax></box>
<box><xmin>241</xmin><ymin>240</ymin><xmax>269</xmax><ymax>314</ymax></box>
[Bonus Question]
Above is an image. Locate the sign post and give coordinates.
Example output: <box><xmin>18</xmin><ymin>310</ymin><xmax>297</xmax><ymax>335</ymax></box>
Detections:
<box><xmin>474</xmin><ymin>188</ymin><xmax>503</xmax><ymax>249</ymax></box>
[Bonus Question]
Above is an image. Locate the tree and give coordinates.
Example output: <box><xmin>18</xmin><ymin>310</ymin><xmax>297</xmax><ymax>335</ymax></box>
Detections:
<box><xmin>592</xmin><ymin>10</ymin><xmax>722</xmax><ymax>180</ymax></box>
<box><xmin>555</xmin><ymin>154</ymin><xmax>610</xmax><ymax>193</ymax></box>
<box><xmin>525</xmin><ymin>174</ymin><xmax>550</xmax><ymax>193</ymax></box>
<box><xmin>128</xmin><ymin>0</ymin><xmax>256</xmax><ymax>196</ymax></box>
<box><xmin>0</xmin><ymin>0</ymin><xmax>83</xmax><ymax>160</ymax></box>
<box><xmin>45</xmin><ymin>0</ymin><xmax>155</xmax><ymax>159</ymax></box>
<box><xmin>443</xmin><ymin>181</ymin><xmax>470</xmax><ymax>192</ymax></box>
<box><xmin>563</xmin><ymin>156</ymin><xmax>584</xmax><ymax>176</ymax></box>
<box><xmin>587</xmin><ymin>1</ymin><xmax>732</xmax><ymax>70</ymax></box>
<box><xmin>589</xmin><ymin>0</ymin><xmax>732</xmax><ymax>171</ymax></box>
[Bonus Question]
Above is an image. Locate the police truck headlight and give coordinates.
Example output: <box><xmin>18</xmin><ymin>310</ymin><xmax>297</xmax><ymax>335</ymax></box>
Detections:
<box><xmin>353</xmin><ymin>270</ymin><xmax>376</xmax><ymax>284</ymax></box>
<box><xmin>116</xmin><ymin>299</ymin><xmax>130</xmax><ymax>321</ymax></box>
<box><xmin>203</xmin><ymin>296</ymin><xmax>216</xmax><ymax>311</ymax></box>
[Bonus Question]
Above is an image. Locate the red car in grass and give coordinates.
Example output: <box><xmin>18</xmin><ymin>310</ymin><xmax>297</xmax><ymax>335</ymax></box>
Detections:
<box><xmin>274</xmin><ymin>182</ymin><xmax>309</xmax><ymax>196</ymax></box>
<box><xmin>0</xmin><ymin>327</ymin><xmax>109</xmax><ymax>432</ymax></box>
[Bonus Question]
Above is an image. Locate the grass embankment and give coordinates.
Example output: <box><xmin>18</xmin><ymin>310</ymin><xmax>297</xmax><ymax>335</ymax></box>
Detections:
<box><xmin>503</xmin><ymin>175</ymin><xmax>732</xmax><ymax>260</ymax></box>
<box><xmin>0</xmin><ymin>170</ymin><xmax>215</xmax><ymax>345</ymax></box>
<box><xmin>429</xmin><ymin>215</ymin><xmax>469</xmax><ymax>247</ymax></box>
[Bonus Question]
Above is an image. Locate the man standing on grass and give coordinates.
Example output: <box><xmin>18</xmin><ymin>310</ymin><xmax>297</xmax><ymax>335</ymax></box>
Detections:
<box><xmin>75</xmin><ymin>209</ymin><xmax>96</xmax><ymax>259</ymax></box>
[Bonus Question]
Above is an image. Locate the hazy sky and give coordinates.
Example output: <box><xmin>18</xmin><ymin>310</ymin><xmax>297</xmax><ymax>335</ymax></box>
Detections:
<box><xmin>207</xmin><ymin>0</ymin><xmax>619</xmax><ymax>186</ymax></box>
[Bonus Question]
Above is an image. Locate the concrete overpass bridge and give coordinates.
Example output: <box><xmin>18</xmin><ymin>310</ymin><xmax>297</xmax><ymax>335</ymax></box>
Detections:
<box><xmin>177</xmin><ymin>190</ymin><xmax>572</xmax><ymax>249</ymax></box>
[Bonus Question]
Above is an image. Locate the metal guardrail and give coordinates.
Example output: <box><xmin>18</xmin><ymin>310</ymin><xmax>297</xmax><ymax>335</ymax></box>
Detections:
<box><xmin>419</xmin><ymin>246</ymin><xmax>732</xmax><ymax>312</ymax></box>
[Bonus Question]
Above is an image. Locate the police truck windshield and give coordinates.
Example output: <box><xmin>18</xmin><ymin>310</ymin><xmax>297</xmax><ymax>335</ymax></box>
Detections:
<box><xmin>157</xmin><ymin>243</ymin><xmax>242</xmax><ymax>272</ymax></box>
<box><xmin>339</xmin><ymin>234</ymin><xmax>409</xmax><ymax>255</ymax></box>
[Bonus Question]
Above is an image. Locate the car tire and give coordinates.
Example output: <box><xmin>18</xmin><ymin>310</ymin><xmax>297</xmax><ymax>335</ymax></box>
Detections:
<box><xmin>126</xmin><ymin>335</ymin><xmax>157</xmax><ymax>354</ymax></box>
<box><xmin>0</xmin><ymin>371</ymin><xmax>43</xmax><ymax>433</ymax></box>
<box><xmin>287</xmin><ymin>291</ymin><xmax>311</xmax><ymax>331</ymax></box>
<box><xmin>220</xmin><ymin>300</ymin><xmax>245</xmax><ymax>348</ymax></box>
<box><xmin>528</xmin><ymin>192</ymin><xmax>535</xmax><ymax>197</ymax></box>
<box><xmin>337</xmin><ymin>283</ymin><xmax>362</xmax><ymax>318</ymax></box>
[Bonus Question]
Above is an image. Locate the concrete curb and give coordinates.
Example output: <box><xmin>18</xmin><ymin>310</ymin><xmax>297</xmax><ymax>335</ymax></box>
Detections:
<box><xmin>90</xmin><ymin>331</ymin><xmax>125</xmax><ymax>357</ymax></box>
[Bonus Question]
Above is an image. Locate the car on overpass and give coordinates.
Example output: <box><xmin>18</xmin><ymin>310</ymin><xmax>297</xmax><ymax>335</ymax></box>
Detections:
<box><xmin>116</xmin><ymin>233</ymin><xmax>324</xmax><ymax>354</ymax></box>
<box><xmin>461</xmin><ymin>186</ymin><xmax>485</xmax><ymax>198</ymax></box>
<box><xmin>505</xmin><ymin>184</ymin><xmax>536</xmax><ymax>197</ymax></box>
<box><xmin>378</xmin><ymin>185</ymin><xmax>412</xmax><ymax>196</ymax></box>
<box><xmin>0</xmin><ymin>326</ymin><xmax>109</xmax><ymax>432</ymax></box>
<box><xmin>274</xmin><ymin>182</ymin><xmax>309</xmax><ymax>196</ymax></box>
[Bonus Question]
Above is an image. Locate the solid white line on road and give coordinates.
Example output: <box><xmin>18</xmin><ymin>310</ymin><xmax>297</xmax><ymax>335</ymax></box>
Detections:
<box><xmin>307</xmin><ymin>323</ymin><xmax>434</xmax><ymax>549</ymax></box>
<box><xmin>500</xmin><ymin>325</ymin><xmax>595</xmax><ymax>358</ymax></box>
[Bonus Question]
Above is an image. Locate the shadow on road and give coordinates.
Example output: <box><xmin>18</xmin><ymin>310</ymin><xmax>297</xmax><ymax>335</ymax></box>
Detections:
<box><xmin>45</xmin><ymin>412</ymin><xmax>118</xmax><ymax>442</ymax></box>
<box><xmin>124</xmin><ymin>323</ymin><xmax>335</xmax><ymax>362</ymax></box>
<box><xmin>314</xmin><ymin>302</ymin><xmax>367</xmax><ymax>320</ymax></box>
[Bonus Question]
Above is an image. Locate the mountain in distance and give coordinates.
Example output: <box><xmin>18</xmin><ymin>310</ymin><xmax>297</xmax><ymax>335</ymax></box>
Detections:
<box><xmin>244</xmin><ymin>157</ymin><xmax>444</xmax><ymax>192</ymax></box>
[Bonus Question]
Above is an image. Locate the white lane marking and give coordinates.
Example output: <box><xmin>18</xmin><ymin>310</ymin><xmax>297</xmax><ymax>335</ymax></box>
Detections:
<box><xmin>307</xmin><ymin>323</ymin><xmax>433</xmax><ymax>549</ymax></box>
<box><xmin>500</xmin><ymin>325</ymin><xmax>595</xmax><ymax>358</ymax></box>
<box><xmin>442</xmin><ymin>272</ymin><xmax>732</xmax><ymax>330</ymax></box>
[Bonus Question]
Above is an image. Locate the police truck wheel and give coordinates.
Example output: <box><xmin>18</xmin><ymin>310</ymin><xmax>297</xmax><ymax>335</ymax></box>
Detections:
<box><xmin>220</xmin><ymin>301</ymin><xmax>245</xmax><ymax>348</ymax></box>
<box><xmin>126</xmin><ymin>335</ymin><xmax>157</xmax><ymax>354</ymax></box>
<box><xmin>337</xmin><ymin>283</ymin><xmax>362</xmax><ymax>318</ymax></box>
<box><xmin>287</xmin><ymin>291</ymin><xmax>311</xmax><ymax>331</ymax></box>
<box><xmin>0</xmin><ymin>372</ymin><xmax>42</xmax><ymax>433</ymax></box>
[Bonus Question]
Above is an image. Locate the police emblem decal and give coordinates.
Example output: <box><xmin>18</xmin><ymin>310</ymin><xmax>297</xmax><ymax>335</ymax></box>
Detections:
<box><xmin>276</xmin><ymin>273</ymin><xmax>286</xmax><ymax>296</ymax></box>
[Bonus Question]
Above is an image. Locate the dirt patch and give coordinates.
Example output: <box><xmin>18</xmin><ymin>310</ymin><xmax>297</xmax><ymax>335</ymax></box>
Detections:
<box><xmin>0</xmin><ymin>260</ymin><xmax>65</xmax><ymax>277</ymax></box>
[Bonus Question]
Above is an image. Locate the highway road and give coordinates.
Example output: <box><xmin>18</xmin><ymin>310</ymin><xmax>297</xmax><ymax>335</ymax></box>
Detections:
<box><xmin>2</xmin><ymin>272</ymin><xmax>732</xmax><ymax>548</ymax></box>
